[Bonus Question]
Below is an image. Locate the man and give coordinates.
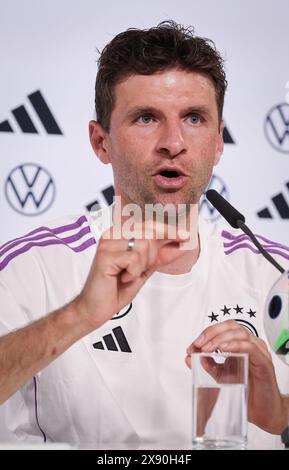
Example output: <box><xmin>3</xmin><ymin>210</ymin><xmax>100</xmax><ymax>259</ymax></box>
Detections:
<box><xmin>0</xmin><ymin>21</ymin><xmax>288</xmax><ymax>448</ymax></box>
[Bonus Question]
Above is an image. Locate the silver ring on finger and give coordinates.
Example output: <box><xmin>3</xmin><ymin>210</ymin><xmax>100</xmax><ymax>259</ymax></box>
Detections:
<box><xmin>126</xmin><ymin>238</ymin><xmax>135</xmax><ymax>251</ymax></box>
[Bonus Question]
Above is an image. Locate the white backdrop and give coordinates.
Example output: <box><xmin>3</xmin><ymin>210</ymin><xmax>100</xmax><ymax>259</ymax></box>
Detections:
<box><xmin>0</xmin><ymin>0</ymin><xmax>289</xmax><ymax>441</ymax></box>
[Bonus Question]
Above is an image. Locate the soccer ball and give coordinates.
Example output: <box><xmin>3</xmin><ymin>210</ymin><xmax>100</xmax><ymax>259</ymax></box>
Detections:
<box><xmin>264</xmin><ymin>270</ymin><xmax>289</xmax><ymax>366</ymax></box>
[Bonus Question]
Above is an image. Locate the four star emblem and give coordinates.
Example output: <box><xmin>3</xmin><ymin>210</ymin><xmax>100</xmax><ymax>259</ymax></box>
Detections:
<box><xmin>208</xmin><ymin>304</ymin><xmax>257</xmax><ymax>323</ymax></box>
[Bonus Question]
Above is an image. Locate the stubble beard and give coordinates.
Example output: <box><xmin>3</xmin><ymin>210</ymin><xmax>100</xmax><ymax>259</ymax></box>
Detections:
<box><xmin>127</xmin><ymin>172</ymin><xmax>211</xmax><ymax>209</ymax></box>
<box><xmin>119</xmin><ymin>176</ymin><xmax>209</xmax><ymax>229</ymax></box>
<box><xmin>115</xmin><ymin>157</ymin><xmax>214</xmax><ymax>223</ymax></box>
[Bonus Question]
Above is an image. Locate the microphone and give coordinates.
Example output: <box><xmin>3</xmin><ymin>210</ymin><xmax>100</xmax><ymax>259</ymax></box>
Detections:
<box><xmin>206</xmin><ymin>189</ymin><xmax>285</xmax><ymax>274</ymax></box>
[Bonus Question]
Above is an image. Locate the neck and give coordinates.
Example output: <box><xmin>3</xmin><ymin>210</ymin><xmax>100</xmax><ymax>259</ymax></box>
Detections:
<box><xmin>157</xmin><ymin>205</ymin><xmax>199</xmax><ymax>274</ymax></box>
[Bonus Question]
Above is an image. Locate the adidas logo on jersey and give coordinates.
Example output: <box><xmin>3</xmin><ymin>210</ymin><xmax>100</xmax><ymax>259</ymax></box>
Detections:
<box><xmin>93</xmin><ymin>326</ymin><xmax>132</xmax><ymax>353</ymax></box>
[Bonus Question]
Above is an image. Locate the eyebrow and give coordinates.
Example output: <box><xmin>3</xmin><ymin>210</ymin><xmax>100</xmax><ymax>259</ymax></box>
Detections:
<box><xmin>126</xmin><ymin>107</ymin><xmax>160</xmax><ymax>119</ymax></box>
<box><xmin>126</xmin><ymin>105</ymin><xmax>213</xmax><ymax>120</ymax></box>
<box><xmin>182</xmin><ymin>106</ymin><xmax>213</xmax><ymax>118</ymax></box>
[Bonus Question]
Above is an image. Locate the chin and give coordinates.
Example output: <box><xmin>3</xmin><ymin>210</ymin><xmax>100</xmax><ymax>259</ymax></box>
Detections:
<box><xmin>152</xmin><ymin>193</ymin><xmax>197</xmax><ymax>207</ymax></box>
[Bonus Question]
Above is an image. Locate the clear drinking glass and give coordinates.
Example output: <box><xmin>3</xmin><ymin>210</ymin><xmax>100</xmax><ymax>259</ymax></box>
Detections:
<box><xmin>191</xmin><ymin>352</ymin><xmax>248</xmax><ymax>450</ymax></box>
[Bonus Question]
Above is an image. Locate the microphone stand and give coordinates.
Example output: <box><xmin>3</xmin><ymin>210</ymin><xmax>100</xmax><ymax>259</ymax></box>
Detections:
<box><xmin>236</xmin><ymin>219</ymin><xmax>285</xmax><ymax>275</ymax></box>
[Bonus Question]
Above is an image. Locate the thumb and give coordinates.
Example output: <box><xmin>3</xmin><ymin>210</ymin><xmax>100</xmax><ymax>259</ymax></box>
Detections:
<box><xmin>156</xmin><ymin>240</ymin><xmax>188</xmax><ymax>267</ymax></box>
<box><xmin>155</xmin><ymin>227</ymin><xmax>192</xmax><ymax>267</ymax></box>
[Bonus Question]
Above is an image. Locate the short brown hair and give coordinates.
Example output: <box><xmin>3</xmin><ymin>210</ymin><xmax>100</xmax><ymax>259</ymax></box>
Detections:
<box><xmin>95</xmin><ymin>20</ymin><xmax>227</xmax><ymax>130</ymax></box>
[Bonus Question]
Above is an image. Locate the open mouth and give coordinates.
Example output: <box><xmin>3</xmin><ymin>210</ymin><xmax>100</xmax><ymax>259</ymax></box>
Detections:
<box><xmin>159</xmin><ymin>170</ymin><xmax>181</xmax><ymax>178</ymax></box>
<box><xmin>153</xmin><ymin>168</ymin><xmax>188</xmax><ymax>189</ymax></box>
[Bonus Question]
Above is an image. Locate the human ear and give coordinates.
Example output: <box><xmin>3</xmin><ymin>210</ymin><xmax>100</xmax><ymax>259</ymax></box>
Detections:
<box><xmin>214</xmin><ymin>121</ymin><xmax>225</xmax><ymax>166</ymax></box>
<box><xmin>89</xmin><ymin>120</ymin><xmax>111</xmax><ymax>164</ymax></box>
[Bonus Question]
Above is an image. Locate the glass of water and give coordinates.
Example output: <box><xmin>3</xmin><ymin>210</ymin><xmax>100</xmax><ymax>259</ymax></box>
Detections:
<box><xmin>191</xmin><ymin>352</ymin><xmax>248</xmax><ymax>450</ymax></box>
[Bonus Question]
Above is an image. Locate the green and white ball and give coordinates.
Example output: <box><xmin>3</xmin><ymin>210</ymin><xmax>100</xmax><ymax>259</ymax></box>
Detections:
<box><xmin>264</xmin><ymin>270</ymin><xmax>289</xmax><ymax>366</ymax></box>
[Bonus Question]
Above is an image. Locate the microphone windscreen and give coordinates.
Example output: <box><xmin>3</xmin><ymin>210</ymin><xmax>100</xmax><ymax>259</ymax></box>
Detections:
<box><xmin>206</xmin><ymin>189</ymin><xmax>245</xmax><ymax>228</ymax></box>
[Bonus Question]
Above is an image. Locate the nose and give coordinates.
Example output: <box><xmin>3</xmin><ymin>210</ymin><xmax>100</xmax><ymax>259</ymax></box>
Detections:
<box><xmin>156</xmin><ymin>120</ymin><xmax>187</xmax><ymax>158</ymax></box>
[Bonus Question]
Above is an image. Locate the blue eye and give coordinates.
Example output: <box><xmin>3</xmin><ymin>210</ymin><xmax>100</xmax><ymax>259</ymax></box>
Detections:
<box><xmin>137</xmin><ymin>115</ymin><xmax>153</xmax><ymax>124</ymax></box>
<box><xmin>189</xmin><ymin>114</ymin><xmax>201</xmax><ymax>124</ymax></box>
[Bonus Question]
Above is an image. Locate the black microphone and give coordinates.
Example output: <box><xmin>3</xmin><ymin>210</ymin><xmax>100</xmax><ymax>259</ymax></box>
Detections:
<box><xmin>206</xmin><ymin>189</ymin><xmax>285</xmax><ymax>274</ymax></box>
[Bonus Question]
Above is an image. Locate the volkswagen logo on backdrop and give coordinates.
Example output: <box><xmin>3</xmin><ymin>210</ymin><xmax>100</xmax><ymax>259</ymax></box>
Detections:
<box><xmin>5</xmin><ymin>163</ymin><xmax>56</xmax><ymax>216</ymax></box>
<box><xmin>199</xmin><ymin>174</ymin><xmax>229</xmax><ymax>221</ymax></box>
<box><xmin>264</xmin><ymin>103</ymin><xmax>289</xmax><ymax>153</ymax></box>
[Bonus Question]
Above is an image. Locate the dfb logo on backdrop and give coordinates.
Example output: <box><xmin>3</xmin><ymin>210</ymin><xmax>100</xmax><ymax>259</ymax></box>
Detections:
<box><xmin>264</xmin><ymin>103</ymin><xmax>289</xmax><ymax>153</ymax></box>
<box><xmin>5</xmin><ymin>164</ymin><xmax>56</xmax><ymax>216</ymax></box>
<box><xmin>199</xmin><ymin>174</ymin><xmax>229</xmax><ymax>221</ymax></box>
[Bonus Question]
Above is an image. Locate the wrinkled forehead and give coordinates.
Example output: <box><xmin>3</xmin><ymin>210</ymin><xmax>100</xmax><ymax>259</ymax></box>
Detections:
<box><xmin>112</xmin><ymin>69</ymin><xmax>218</xmax><ymax>115</ymax></box>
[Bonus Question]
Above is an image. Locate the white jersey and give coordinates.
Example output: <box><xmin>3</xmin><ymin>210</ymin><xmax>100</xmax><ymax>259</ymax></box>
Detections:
<box><xmin>0</xmin><ymin>207</ymin><xmax>288</xmax><ymax>449</ymax></box>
